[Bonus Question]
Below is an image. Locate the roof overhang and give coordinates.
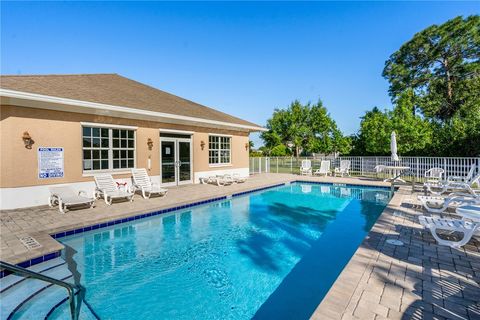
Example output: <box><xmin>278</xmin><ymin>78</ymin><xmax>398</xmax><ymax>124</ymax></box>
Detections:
<box><xmin>0</xmin><ymin>89</ymin><xmax>267</xmax><ymax>133</ymax></box>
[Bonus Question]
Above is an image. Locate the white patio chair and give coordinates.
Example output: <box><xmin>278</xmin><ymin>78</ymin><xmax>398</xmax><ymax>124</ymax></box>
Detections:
<box><xmin>334</xmin><ymin>160</ymin><xmax>351</xmax><ymax>177</ymax></box>
<box><xmin>313</xmin><ymin>160</ymin><xmax>330</xmax><ymax>176</ymax></box>
<box><xmin>419</xmin><ymin>216</ymin><xmax>479</xmax><ymax>248</ymax></box>
<box><xmin>94</xmin><ymin>174</ymin><xmax>134</xmax><ymax>205</ymax></box>
<box><xmin>424</xmin><ymin>167</ymin><xmax>444</xmax><ymax>183</ymax></box>
<box><xmin>374</xmin><ymin>165</ymin><xmax>386</xmax><ymax>179</ymax></box>
<box><xmin>300</xmin><ymin>160</ymin><xmax>312</xmax><ymax>176</ymax></box>
<box><xmin>417</xmin><ymin>193</ymin><xmax>480</xmax><ymax>214</ymax></box>
<box><xmin>131</xmin><ymin>168</ymin><xmax>168</xmax><ymax>199</ymax></box>
<box><xmin>48</xmin><ymin>186</ymin><xmax>95</xmax><ymax>214</ymax></box>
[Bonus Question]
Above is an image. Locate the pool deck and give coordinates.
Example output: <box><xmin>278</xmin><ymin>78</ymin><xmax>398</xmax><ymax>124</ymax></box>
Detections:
<box><xmin>313</xmin><ymin>185</ymin><xmax>480</xmax><ymax>320</ymax></box>
<box><xmin>1</xmin><ymin>173</ymin><xmax>479</xmax><ymax>319</ymax></box>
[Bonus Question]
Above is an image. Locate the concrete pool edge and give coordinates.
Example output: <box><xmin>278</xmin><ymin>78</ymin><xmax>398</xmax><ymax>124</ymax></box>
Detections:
<box><xmin>310</xmin><ymin>186</ymin><xmax>409</xmax><ymax>319</ymax></box>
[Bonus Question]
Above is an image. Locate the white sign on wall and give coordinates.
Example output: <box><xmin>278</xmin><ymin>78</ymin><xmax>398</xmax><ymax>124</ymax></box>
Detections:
<box><xmin>38</xmin><ymin>147</ymin><xmax>64</xmax><ymax>179</ymax></box>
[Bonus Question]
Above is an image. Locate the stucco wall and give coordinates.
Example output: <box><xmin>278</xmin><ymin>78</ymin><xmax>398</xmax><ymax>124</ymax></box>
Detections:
<box><xmin>0</xmin><ymin>105</ymin><xmax>250</xmax><ymax>188</ymax></box>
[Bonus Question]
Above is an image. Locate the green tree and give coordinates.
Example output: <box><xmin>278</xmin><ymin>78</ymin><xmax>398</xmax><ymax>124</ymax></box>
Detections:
<box><xmin>261</xmin><ymin>100</ymin><xmax>350</xmax><ymax>157</ymax></box>
<box><xmin>357</xmin><ymin>107</ymin><xmax>392</xmax><ymax>155</ymax></box>
<box><xmin>270</xmin><ymin>144</ymin><xmax>288</xmax><ymax>156</ymax></box>
<box><xmin>354</xmin><ymin>93</ymin><xmax>432</xmax><ymax>156</ymax></box>
<box><xmin>383</xmin><ymin>15</ymin><xmax>480</xmax><ymax>120</ymax></box>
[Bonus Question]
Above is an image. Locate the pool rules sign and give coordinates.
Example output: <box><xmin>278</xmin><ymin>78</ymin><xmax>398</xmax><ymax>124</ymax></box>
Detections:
<box><xmin>38</xmin><ymin>147</ymin><xmax>64</xmax><ymax>179</ymax></box>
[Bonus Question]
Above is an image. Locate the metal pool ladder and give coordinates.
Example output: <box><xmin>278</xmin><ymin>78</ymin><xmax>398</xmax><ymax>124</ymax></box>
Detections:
<box><xmin>0</xmin><ymin>260</ymin><xmax>82</xmax><ymax>320</ymax></box>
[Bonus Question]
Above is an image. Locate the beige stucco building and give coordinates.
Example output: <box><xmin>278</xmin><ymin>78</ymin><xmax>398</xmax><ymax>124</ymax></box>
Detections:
<box><xmin>0</xmin><ymin>74</ymin><xmax>265</xmax><ymax>209</ymax></box>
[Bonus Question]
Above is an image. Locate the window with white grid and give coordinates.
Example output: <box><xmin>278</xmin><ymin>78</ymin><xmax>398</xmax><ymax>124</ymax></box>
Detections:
<box><xmin>209</xmin><ymin>135</ymin><xmax>231</xmax><ymax>165</ymax></box>
<box><xmin>82</xmin><ymin>126</ymin><xmax>136</xmax><ymax>172</ymax></box>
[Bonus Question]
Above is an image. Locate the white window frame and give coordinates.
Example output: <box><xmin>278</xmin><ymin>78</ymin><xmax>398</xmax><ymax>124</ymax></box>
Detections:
<box><xmin>208</xmin><ymin>134</ymin><xmax>232</xmax><ymax>167</ymax></box>
<box><xmin>82</xmin><ymin>124</ymin><xmax>137</xmax><ymax>174</ymax></box>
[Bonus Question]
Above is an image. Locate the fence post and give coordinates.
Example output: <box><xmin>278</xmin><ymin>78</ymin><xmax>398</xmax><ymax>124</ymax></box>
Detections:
<box><xmin>416</xmin><ymin>157</ymin><xmax>419</xmax><ymax>182</ymax></box>
<box><xmin>276</xmin><ymin>157</ymin><xmax>279</xmax><ymax>173</ymax></box>
<box><xmin>259</xmin><ymin>157</ymin><xmax>262</xmax><ymax>174</ymax></box>
<box><xmin>290</xmin><ymin>157</ymin><xmax>293</xmax><ymax>174</ymax></box>
<box><xmin>361</xmin><ymin>157</ymin><xmax>364</xmax><ymax>176</ymax></box>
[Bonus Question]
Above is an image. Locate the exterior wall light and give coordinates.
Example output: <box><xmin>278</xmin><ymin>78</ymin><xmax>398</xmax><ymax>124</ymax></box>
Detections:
<box><xmin>245</xmin><ymin>142</ymin><xmax>249</xmax><ymax>151</ymax></box>
<box><xmin>147</xmin><ymin>138</ymin><xmax>153</xmax><ymax>150</ymax></box>
<box><xmin>200</xmin><ymin>140</ymin><xmax>205</xmax><ymax>150</ymax></box>
<box><xmin>22</xmin><ymin>131</ymin><xmax>34</xmax><ymax>149</ymax></box>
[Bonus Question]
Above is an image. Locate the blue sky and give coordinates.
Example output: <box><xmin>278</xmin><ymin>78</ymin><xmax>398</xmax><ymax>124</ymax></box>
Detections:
<box><xmin>1</xmin><ymin>2</ymin><xmax>478</xmax><ymax>146</ymax></box>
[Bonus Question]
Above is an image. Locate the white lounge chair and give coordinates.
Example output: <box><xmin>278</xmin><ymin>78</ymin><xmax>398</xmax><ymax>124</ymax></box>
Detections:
<box><xmin>300</xmin><ymin>160</ymin><xmax>312</xmax><ymax>176</ymax></box>
<box><xmin>425</xmin><ymin>164</ymin><xmax>479</xmax><ymax>195</ymax></box>
<box><xmin>314</xmin><ymin>160</ymin><xmax>330</xmax><ymax>176</ymax></box>
<box><xmin>131</xmin><ymin>168</ymin><xmax>168</xmax><ymax>199</ymax></box>
<box><xmin>94</xmin><ymin>174</ymin><xmax>134</xmax><ymax>205</ymax></box>
<box><xmin>230</xmin><ymin>173</ymin><xmax>247</xmax><ymax>183</ymax></box>
<box><xmin>456</xmin><ymin>204</ymin><xmax>480</xmax><ymax>222</ymax></box>
<box><xmin>418</xmin><ymin>193</ymin><xmax>480</xmax><ymax>214</ymax></box>
<box><xmin>212</xmin><ymin>175</ymin><xmax>234</xmax><ymax>186</ymax></box>
<box><xmin>419</xmin><ymin>216</ymin><xmax>479</xmax><ymax>248</ymax></box>
<box><xmin>334</xmin><ymin>160</ymin><xmax>351</xmax><ymax>177</ymax></box>
<box><xmin>48</xmin><ymin>186</ymin><xmax>95</xmax><ymax>214</ymax></box>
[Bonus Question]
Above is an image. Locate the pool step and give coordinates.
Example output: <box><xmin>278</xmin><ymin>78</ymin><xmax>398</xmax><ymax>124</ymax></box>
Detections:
<box><xmin>0</xmin><ymin>257</ymin><xmax>92</xmax><ymax>320</ymax></box>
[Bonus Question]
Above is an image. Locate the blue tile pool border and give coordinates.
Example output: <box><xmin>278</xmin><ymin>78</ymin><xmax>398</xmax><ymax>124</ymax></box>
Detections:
<box><xmin>0</xmin><ymin>251</ymin><xmax>61</xmax><ymax>278</ymax></box>
<box><xmin>2</xmin><ymin>180</ymin><xmax>391</xmax><ymax>274</ymax></box>
<box><xmin>295</xmin><ymin>180</ymin><xmax>392</xmax><ymax>190</ymax></box>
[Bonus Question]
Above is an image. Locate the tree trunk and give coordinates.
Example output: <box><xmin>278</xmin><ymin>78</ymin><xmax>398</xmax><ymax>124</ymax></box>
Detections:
<box><xmin>444</xmin><ymin>58</ymin><xmax>454</xmax><ymax>113</ymax></box>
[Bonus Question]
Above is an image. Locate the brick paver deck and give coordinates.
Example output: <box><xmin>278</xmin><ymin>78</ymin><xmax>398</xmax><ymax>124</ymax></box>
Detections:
<box><xmin>313</xmin><ymin>186</ymin><xmax>480</xmax><ymax>320</ymax></box>
<box><xmin>1</xmin><ymin>174</ymin><xmax>479</xmax><ymax>319</ymax></box>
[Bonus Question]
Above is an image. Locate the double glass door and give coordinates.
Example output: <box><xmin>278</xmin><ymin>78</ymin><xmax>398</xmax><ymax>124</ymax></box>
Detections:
<box><xmin>161</xmin><ymin>137</ymin><xmax>192</xmax><ymax>186</ymax></box>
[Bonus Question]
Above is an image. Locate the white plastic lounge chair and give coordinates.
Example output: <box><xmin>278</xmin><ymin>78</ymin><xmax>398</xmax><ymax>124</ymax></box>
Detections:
<box><xmin>131</xmin><ymin>168</ymin><xmax>168</xmax><ymax>199</ymax></box>
<box><xmin>334</xmin><ymin>160</ymin><xmax>351</xmax><ymax>177</ymax></box>
<box><xmin>417</xmin><ymin>193</ymin><xmax>480</xmax><ymax>214</ymax></box>
<box><xmin>94</xmin><ymin>174</ymin><xmax>134</xmax><ymax>205</ymax></box>
<box><xmin>48</xmin><ymin>186</ymin><xmax>95</xmax><ymax>213</ymax></box>
<box><xmin>199</xmin><ymin>176</ymin><xmax>214</xmax><ymax>184</ymax></box>
<box><xmin>425</xmin><ymin>164</ymin><xmax>478</xmax><ymax>195</ymax></box>
<box><xmin>313</xmin><ymin>160</ymin><xmax>330</xmax><ymax>176</ymax></box>
<box><xmin>230</xmin><ymin>173</ymin><xmax>247</xmax><ymax>183</ymax></box>
<box><xmin>213</xmin><ymin>175</ymin><xmax>234</xmax><ymax>186</ymax></box>
<box><xmin>300</xmin><ymin>160</ymin><xmax>312</xmax><ymax>176</ymax></box>
<box><xmin>419</xmin><ymin>216</ymin><xmax>479</xmax><ymax>248</ymax></box>
<box><xmin>456</xmin><ymin>204</ymin><xmax>480</xmax><ymax>222</ymax></box>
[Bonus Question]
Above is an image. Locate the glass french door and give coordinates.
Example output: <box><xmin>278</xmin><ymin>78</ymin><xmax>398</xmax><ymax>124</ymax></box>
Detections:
<box><xmin>161</xmin><ymin>138</ymin><xmax>192</xmax><ymax>186</ymax></box>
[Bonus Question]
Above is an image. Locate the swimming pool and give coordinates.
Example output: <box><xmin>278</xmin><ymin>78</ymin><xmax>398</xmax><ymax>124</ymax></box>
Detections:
<box><xmin>56</xmin><ymin>182</ymin><xmax>391</xmax><ymax>319</ymax></box>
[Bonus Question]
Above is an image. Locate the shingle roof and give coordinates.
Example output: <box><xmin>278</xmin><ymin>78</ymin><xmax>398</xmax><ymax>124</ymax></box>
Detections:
<box><xmin>0</xmin><ymin>73</ymin><xmax>262</xmax><ymax>129</ymax></box>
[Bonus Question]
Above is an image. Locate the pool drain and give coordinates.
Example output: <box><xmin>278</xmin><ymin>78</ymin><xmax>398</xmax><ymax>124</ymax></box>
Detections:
<box><xmin>19</xmin><ymin>236</ymin><xmax>42</xmax><ymax>249</ymax></box>
<box><xmin>386</xmin><ymin>239</ymin><xmax>404</xmax><ymax>246</ymax></box>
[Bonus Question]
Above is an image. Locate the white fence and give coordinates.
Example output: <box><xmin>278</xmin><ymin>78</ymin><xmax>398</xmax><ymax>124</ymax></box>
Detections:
<box><xmin>249</xmin><ymin>156</ymin><xmax>480</xmax><ymax>182</ymax></box>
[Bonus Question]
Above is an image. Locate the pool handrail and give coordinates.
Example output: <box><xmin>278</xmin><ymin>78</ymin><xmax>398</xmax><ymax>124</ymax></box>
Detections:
<box><xmin>0</xmin><ymin>260</ymin><xmax>81</xmax><ymax>320</ymax></box>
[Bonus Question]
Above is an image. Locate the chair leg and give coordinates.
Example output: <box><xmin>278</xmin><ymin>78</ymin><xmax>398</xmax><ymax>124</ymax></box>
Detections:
<box><xmin>429</xmin><ymin>226</ymin><xmax>475</xmax><ymax>248</ymax></box>
<box><xmin>58</xmin><ymin>200</ymin><xmax>65</xmax><ymax>214</ymax></box>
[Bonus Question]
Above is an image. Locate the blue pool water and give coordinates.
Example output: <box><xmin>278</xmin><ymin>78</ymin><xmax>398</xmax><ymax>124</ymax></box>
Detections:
<box><xmin>58</xmin><ymin>183</ymin><xmax>390</xmax><ymax>319</ymax></box>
